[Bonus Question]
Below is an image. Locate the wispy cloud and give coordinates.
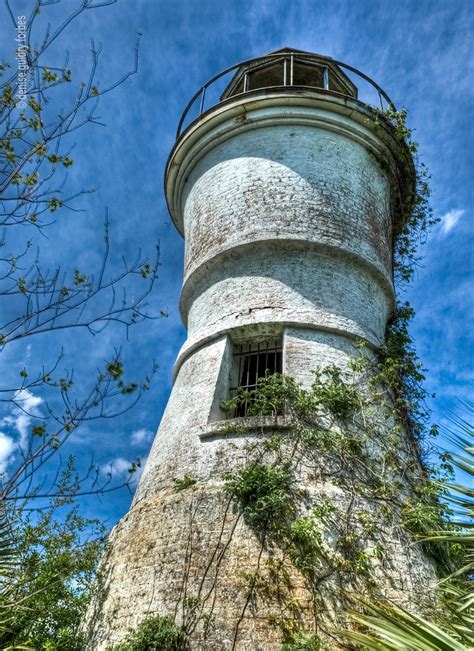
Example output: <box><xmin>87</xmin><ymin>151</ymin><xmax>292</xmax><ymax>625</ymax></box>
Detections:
<box><xmin>0</xmin><ymin>432</ymin><xmax>15</xmax><ymax>475</ymax></box>
<box><xmin>439</xmin><ymin>209</ymin><xmax>465</xmax><ymax>235</ymax></box>
<box><xmin>11</xmin><ymin>390</ymin><xmax>43</xmax><ymax>448</ymax></box>
<box><xmin>101</xmin><ymin>457</ymin><xmax>131</xmax><ymax>477</ymax></box>
<box><xmin>101</xmin><ymin>455</ymin><xmax>145</xmax><ymax>484</ymax></box>
<box><xmin>131</xmin><ymin>428</ymin><xmax>154</xmax><ymax>445</ymax></box>
<box><xmin>0</xmin><ymin>389</ymin><xmax>44</xmax><ymax>474</ymax></box>
<box><xmin>0</xmin><ymin>389</ymin><xmax>43</xmax><ymax>456</ymax></box>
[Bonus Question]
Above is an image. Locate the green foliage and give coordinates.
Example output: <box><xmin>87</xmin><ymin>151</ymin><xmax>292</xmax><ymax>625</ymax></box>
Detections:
<box><xmin>401</xmin><ymin>499</ymin><xmax>448</xmax><ymax>535</ymax></box>
<box><xmin>287</xmin><ymin>514</ymin><xmax>324</xmax><ymax>577</ymax></box>
<box><xmin>48</xmin><ymin>196</ymin><xmax>63</xmax><ymax>212</ymax></box>
<box><xmin>112</xmin><ymin>614</ymin><xmax>187</xmax><ymax>651</ymax></box>
<box><xmin>0</xmin><ymin>5</ymin><xmax>160</xmax><ymax>648</ymax></box>
<box><xmin>1</xmin><ymin>505</ymin><xmax>106</xmax><ymax>650</ymax></box>
<box><xmin>372</xmin><ymin>303</ymin><xmax>429</xmax><ymax>443</ymax></box>
<box><xmin>0</xmin><ymin>505</ymin><xmax>31</xmax><ymax>648</ymax></box>
<box><xmin>173</xmin><ymin>474</ymin><xmax>197</xmax><ymax>491</ymax></box>
<box><xmin>310</xmin><ymin>366</ymin><xmax>361</xmax><ymax>420</ymax></box>
<box><xmin>222</xmin><ymin>372</ymin><xmax>300</xmax><ymax>417</ymax></box>
<box><xmin>106</xmin><ymin>359</ymin><xmax>124</xmax><ymax>379</ymax></box>
<box><xmin>224</xmin><ymin>460</ymin><xmax>294</xmax><ymax>533</ymax></box>
<box><xmin>223</xmin><ymin>366</ymin><xmax>361</xmax><ymax>422</ymax></box>
<box><xmin>281</xmin><ymin>630</ymin><xmax>322</xmax><ymax>650</ymax></box>
<box><xmin>378</xmin><ymin>107</ymin><xmax>438</xmax><ymax>286</ymax></box>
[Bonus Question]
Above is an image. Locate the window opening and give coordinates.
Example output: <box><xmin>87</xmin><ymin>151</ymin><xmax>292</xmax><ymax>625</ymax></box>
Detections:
<box><xmin>229</xmin><ymin>339</ymin><xmax>282</xmax><ymax>417</ymax></box>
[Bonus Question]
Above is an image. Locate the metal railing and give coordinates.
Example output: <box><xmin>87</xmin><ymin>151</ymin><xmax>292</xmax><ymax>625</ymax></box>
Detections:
<box><xmin>176</xmin><ymin>52</ymin><xmax>395</xmax><ymax>139</ymax></box>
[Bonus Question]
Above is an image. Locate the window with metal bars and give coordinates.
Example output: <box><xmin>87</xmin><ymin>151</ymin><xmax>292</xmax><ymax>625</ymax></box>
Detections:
<box><xmin>229</xmin><ymin>339</ymin><xmax>283</xmax><ymax>417</ymax></box>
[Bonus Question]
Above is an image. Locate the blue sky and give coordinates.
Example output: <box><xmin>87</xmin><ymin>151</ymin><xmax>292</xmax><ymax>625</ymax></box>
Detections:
<box><xmin>0</xmin><ymin>0</ymin><xmax>472</xmax><ymax>527</ymax></box>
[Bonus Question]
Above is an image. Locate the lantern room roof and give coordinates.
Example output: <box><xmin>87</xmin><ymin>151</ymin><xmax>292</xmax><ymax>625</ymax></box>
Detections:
<box><xmin>220</xmin><ymin>48</ymin><xmax>358</xmax><ymax>101</ymax></box>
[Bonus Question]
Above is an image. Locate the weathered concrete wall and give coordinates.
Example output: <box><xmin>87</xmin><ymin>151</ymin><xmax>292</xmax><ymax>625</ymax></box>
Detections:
<box><xmin>84</xmin><ymin>479</ymin><xmax>436</xmax><ymax>650</ymax></box>
<box><xmin>181</xmin><ymin>123</ymin><xmax>392</xmax><ymax>286</ymax></box>
<box><xmin>283</xmin><ymin>327</ymin><xmax>357</xmax><ymax>389</ymax></box>
<box><xmin>83</xmin><ymin>92</ymin><xmax>436</xmax><ymax>650</ymax></box>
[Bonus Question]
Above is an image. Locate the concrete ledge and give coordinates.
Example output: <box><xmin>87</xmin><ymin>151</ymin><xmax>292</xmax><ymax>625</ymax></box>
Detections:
<box><xmin>199</xmin><ymin>414</ymin><xmax>294</xmax><ymax>440</ymax></box>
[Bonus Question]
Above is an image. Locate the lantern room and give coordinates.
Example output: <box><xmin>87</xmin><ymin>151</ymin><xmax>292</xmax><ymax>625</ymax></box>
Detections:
<box><xmin>221</xmin><ymin>47</ymin><xmax>358</xmax><ymax>99</ymax></box>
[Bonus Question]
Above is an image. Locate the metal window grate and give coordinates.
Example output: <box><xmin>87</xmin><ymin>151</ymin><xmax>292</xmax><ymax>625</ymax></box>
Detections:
<box><xmin>229</xmin><ymin>340</ymin><xmax>282</xmax><ymax>417</ymax></box>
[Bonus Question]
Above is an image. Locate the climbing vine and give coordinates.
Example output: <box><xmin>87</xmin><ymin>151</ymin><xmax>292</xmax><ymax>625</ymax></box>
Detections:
<box><xmin>374</xmin><ymin>106</ymin><xmax>438</xmax><ymax>287</ymax></box>
<box><xmin>219</xmin><ymin>361</ymin><xmax>459</xmax><ymax>646</ymax></box>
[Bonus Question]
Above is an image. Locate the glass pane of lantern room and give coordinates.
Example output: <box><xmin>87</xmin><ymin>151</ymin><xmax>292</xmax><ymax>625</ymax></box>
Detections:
<box><xmin>231</xmin><ymin>79</ymin><xmax>245</xmax><ymax>96</ymax></box>
<box><xmin>329</xmin><ymin>75</ymin><xmax>348</xmax><ymax>94</ymax></box>
<box><xmin>248</xmin><ymin>61</ymin><xmax>285</xmax><ymax>91</ymax></box>
<box><xmin>293</xmin><ymin>61</ymin><xmax>324</xmax><ymax>89</ymax></box>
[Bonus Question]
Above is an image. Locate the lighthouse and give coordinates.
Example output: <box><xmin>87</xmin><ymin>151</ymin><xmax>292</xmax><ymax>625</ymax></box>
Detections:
<box><xmin>85</xmin><ymin>49</ymin><xmax>437</xmax><ymax>649</ymax></box>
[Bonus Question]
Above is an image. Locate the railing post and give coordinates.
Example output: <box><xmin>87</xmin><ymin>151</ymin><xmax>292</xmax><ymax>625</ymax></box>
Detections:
<box><xmin>323</xmin><ymin>67</ymin><xmax>329</xmax><ymax>90</ymax></box>
<box><xmin>199</xmin><ymin>87</ymin><xmax>206</xmax><ymax>115</ymax></box>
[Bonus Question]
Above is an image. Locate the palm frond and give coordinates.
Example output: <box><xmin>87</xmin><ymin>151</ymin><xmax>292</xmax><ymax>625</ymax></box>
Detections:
<box><xmin>342</xmin><ymin>598</ymin><xmax>468</xmax><ymax>650</ymax></box>
<box><xmin>342</xmin><ymin>403</ymin><xmax>473</xmax><ymax>649</ymax></box>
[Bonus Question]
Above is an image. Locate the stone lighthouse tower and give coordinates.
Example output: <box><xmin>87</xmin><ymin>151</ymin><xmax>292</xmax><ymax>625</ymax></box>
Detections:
<box><xmin>85</xmin><ymin>50</ymin><xmax>437</xmax><ymax>649</ymax></box>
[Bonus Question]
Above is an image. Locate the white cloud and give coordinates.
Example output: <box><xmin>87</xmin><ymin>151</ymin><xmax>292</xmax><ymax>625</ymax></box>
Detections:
<box><xmin>0</xmin><ymin>389</ymin><xmax>44</xmax><ymax>475</ymax></box>
<box><xmin>131</xmin><ymin>428</ymin><xmax>154</xmax><ymax>445</ymax></box>
<box><xmin>439</xmin><ymin>209</ymin><xmax>465</xmax><ymax>235</ymax></box>
<box><xmin>0</xmin><ymin>432</ymin><xmax>16</xmax><ymax>475</ymax></box>
<box><xmin>101</xmin><ymin>454</ymin><xmax>146</xmax><ymax>484</ymax></box>
<box><xmin>0</xmin><ymin>389</ymin><xmax>44</xmax><ymax>451</ymax></box>
<box><xmin>101</xmin><ymin>457</ymin><xmax>132</xmax><ymax>478</ymax></box>
<box><xmin>12</xmin><ymin>390</ymin><xmax>43</xmax><ymax>447</ymax></box>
